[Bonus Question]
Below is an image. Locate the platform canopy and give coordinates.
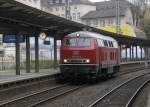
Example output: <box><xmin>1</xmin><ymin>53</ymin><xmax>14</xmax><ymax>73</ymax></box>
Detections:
<box><xmin>0</xmin><ymin>0</ymin><xmax>150</xmax><ymax>46</ymax></box>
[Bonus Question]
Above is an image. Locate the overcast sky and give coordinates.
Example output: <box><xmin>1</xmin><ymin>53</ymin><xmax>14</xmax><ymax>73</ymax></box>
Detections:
<box><xmin>89</xmin><ymin>0</ymin><xmax>109</xmax><ymax>2</ymax></box>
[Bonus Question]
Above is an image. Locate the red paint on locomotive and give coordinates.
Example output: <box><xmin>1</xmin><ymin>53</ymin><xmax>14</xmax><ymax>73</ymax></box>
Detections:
<box><xmin>60</xmin><ymin>31</ymin><xmax>120</xmax><ymax>79</ymax></box>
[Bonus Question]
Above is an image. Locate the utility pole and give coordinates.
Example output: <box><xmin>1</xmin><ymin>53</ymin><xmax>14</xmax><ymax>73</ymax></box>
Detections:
<box><xmin>115</xmin><ymin>0</ymin><xmax>120</xmax><ymax>34</ymax></box>
<box><xmin>65</xmin><ymin>0</ymin><xmax>71</xmax><ymax>20</ymax></box>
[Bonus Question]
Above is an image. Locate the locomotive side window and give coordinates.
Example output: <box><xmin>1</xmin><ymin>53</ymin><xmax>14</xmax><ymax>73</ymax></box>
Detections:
<box><xmin>97</xmin><ymin>39</ymin><xmax>104</xmax><ymax>47</ymax></box>
<box><xmin>103</xmin><ymin>40</ymin><xmax>108</xmax><ymax>47</ymax></box>
<box><xmin>111</xmin><ymin>42</ymin><xmax>114</xmax><ymax>47</ymax></box>
<box><xmin>108</xmin><ymin>41</ymin><xmax>114</xmax><ymax>47</ymax></box>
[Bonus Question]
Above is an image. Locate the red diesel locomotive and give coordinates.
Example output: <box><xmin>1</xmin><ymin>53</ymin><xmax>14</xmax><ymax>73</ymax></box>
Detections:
<box><xmin>60</xmin><ymin>31</ymin><xmax>120</xmax><ymax>79</ymax></box>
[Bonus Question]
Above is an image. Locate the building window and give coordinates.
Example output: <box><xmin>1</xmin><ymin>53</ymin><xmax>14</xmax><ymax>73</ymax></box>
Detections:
<box><xmin>61</xmin><ymin>14</ymin><xmax>65</xmax><ymax>17</ymax></box>
<box><xmin>100</xmin><ymin>20</ymin><xmax>105</xmax><ymax>26</ymax></box>
<box><xmin>93</xmin><ymin>19</ymin><xmax>98</xmax><ymax>27</ymax></box>
<box><xmin>55</xmin><ymin>7</ymin><xmax>59</xmax><ymax>11</ymax></box>
<box><xmin>95</xmin><ymin>19</ymin><xmax>98</xmax><ymax>26</ymax></box>
<box><xmin>48</xmin><ymin>0</ymin><xmax>53</xmax><ymax>4</ymax></box>
<box><xmin>74</xmin><ymin>6</ymin><xmax>77</xmax><ymax>10</ymax></box>
<box><xmin>72</xmin><ymin>13</ymin><xmax>76</xmax><ymax>20</ymax></box>
<box><xmin>62</xmin><ymin>0</ymin><xmax>65</xmax><ymax>3</ymax></box>
<box><xmin>108</xmin><ymin>19</ymin><xmax>113</xmax><ymax>25</ymax></box>
<box><xmin>55</xmin><ymin>0</ymin><xmax>59</xmax><ymax>3</ymax></box>
<box><xmin>62</xmin><ymin>7</ymin><xmax>64</xmax><ymax>10</ymax></box>
<box><xmin>86</xmin><ymin>20</ymin><xmax>91</xmax><ymax>26</ymax></box>
<box><xmin>77</xmin><ymin>12</ymin><xmax>80</xmax><ymax>20</ymax></box>
<box><xmin>33</xmin><ymin>0</ymin><xmax>38</xmax><ymax>3</ymax></box>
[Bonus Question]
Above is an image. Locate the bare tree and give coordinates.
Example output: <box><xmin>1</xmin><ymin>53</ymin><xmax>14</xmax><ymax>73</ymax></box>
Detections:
<box><xmin>128</xmin><ymin>0</ymin><xmax>150</xmax><ymax>26</ymax></box>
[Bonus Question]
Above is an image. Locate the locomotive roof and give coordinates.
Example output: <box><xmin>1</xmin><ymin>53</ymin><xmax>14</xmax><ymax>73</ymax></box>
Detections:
<box><xmin>67</xmin><ymin>31</ymin><xmax>117</xmax><ymax>42</ymax></box>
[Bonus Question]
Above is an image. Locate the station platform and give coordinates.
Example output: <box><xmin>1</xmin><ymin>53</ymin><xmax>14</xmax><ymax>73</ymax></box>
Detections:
<box><xmin>0</xmin><ymin>69</ymin><xmax>60</xmax><ymax>85</ymax></box>
<box><xmin>121</xmin><ymin>60</ymin><xmax>150</xmax><ymax>65</ymax></box>
<box><xmin>0</xmin><ymin>60</ymin><xmax>149</xmax><ymax>86</ymax></box>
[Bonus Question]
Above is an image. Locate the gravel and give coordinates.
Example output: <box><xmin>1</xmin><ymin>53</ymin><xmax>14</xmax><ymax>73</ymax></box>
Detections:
<box><xmin>36</xmin><ymin>69</ymin><xmax>150</xmax><ymax>107</ymax></box>
<box><xmin>130</xmin><ymin>80</ymin><xmax>150</xmax><ymax>107</ymax></box>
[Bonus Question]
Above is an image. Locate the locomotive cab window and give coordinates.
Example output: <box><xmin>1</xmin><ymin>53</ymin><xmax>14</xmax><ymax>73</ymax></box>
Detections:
<box><xmin>78</xmin><ymin>38</ymin><xmax>91</xmax><ymax>46</ymax></box>
<box><xmin>65</xmin><ymin>38</ymin><xmax>77</xmax><ymax>46</ymax></box>
<box><xmin>64</xmin><ymin>37</ymin><xmax>91</xmax><ymax>47</ymax></box>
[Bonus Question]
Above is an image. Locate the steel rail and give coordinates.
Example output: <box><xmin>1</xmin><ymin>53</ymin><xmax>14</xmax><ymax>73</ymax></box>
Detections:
<box><xmin>125</xmin><ymin>79</ymin><xmax>150</xmax><ymax>107</ymax></box>
<box><xmin>88</xmin><ymin>71</ymin><xmax>150</xmax><ymax>107</ymax></box>
<box><xmin>116</xmin><ymin>66</ymin><xmax>149</xmax><ymax>76</ymax></box>
<box><xmin>0</xmin><ymin>84</ymin><xmax>68</xmax><ymax>106</ymax></box>
<box><xmin>29</xmin><ymin>84</ymin><xmax>87</xmax><ymax>107</ymax></box>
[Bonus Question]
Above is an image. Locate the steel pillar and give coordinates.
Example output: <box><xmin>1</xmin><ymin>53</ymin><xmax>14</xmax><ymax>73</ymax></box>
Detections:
<box><xmin>119</xmin><ymin>44</ymin><xmax>122</xmax><ymax>62</ymax></box>
<box><xmin>136</xmin><ymin>46</ymin><xmax>138</xmax><ymax>59</ymax></box>
<box><xmin>130</xmin><ymin>46</ymin><xmax>132</xmax><ymax>60</ymax></box>
<box><xmin>15</xmin><ymin>34</ymin><xmax>20</xmax><ymax>75</ymax></box>
<box><xmin>144</xmin><ymin>47</ymin><xmax>148</xmax><ymax>68</ymax></box>
<box><xmin>125</xmin><ymin>45</ymin><xmax>128</xmax><ymax>61</ymax></box>
<box><xmin>125</xmin><ymin>46</ymin><xmax>127</xmax><ymax>61</ymax></box>
<box><xmin>140</xmin><ymin>47</ymin><xmax>143</xmax><ymax>60</ymax></box>
<box><xmin>35</xmin><ymin>35</ymin><xmax>39</xmax><ymax>73</ymax></box>
<box><xmin>148</xmin><ymin>48</ymin><xmax>150</xmax><ymax>60</ymax></box>
<box><xmin>132</xmin><ymin>46</ymin><xmax>134</xmax><ymax>59</ymax></box>
<box><xmin>54</xmin><ymin>37</ymin><xmax>57</xmax><ymax>69</ymax></box>
<box><xmin>26</xmin><ymin>35</ymin><xmax>30</xmax><ymax>73</ymax></box>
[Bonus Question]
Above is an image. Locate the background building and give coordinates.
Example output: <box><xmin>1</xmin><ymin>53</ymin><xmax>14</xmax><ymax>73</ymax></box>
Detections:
<box><xmin>41</xmin><ymin>0</ymin><xmax>96</xmax><ymax>23</ymax></box>
<box><xmin>15</xmin><ymin>0</ymin><xmax>41</xmax><ymax>9</ymax></box>
<box><xmin>0</xmin><ymin>0</ymin><xmax>41</xmax><ymax>58</ymax></box>
<box><xmin>81</xmin><ymin>0</ymin><xmax>134</xmax><ymax>27</ymax></box>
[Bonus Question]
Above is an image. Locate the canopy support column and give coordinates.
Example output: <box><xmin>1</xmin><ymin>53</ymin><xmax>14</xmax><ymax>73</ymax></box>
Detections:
<box><xmin>136</xmin><ymin>46</ymin><xmax>138</xmax><ymax>59</ymax></box>
<box><xmin>35</xmin><ymin>35</ymin><xmax>39</xmax><ymax>73</ymax></box>
<box><xmin>125</xmin><ymin>45</ymin><xmax>127</xmax><ymax>62</ymax></box>
<box><xmin>129</xmin><ymin>46</ymin><xmax>132</xmax><ymax>60</ymax></box>
<box><xmin>132</xmin><ymin>46</ymin><xmax>134</xmax><ymax>60</ymax></box>
<box><xmin>54</xmin><ymin>37</ymin><xmax>57</xmax><ymax>69</ymax></box>
<box><xmin>140</xmin><ymin>46</ymin><xmax>143</xmax><ymax>60</ymax></box>
<box><xmin>15</xmin><ymin>34</ymin><xmax>20</xmax><ymax>75</ymax></box>
<box><xmin>26</xmin><ymin>35</ymin><xmax>30</xmax><ymax>73</ymax></box>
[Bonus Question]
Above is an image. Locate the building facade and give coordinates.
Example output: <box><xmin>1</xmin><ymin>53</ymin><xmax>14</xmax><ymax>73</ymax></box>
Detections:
<box><xmin>41</xmin><ymin>0</ymin><xmax>96</xmax><ymax>23</ymax></box>
<box><xmin>81</xmin><ymin>0</ymin><xmax>134</xmax><ymax>27</ymax></box>
<box><xmin>14</xmin><ymin>0</ymin><xmax>134</xmax><ymax>28</ymax></box>
<box><xmin>15</xmin><ymin>0</ymin><xmax>41</xmax><ymax>9</ymax></box>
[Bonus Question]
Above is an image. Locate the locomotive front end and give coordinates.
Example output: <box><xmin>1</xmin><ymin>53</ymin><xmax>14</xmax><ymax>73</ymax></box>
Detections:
<box><xmin>60</xmin><ymin>32</ymin><xmax>98</xmax><ymax>79</ymax></box>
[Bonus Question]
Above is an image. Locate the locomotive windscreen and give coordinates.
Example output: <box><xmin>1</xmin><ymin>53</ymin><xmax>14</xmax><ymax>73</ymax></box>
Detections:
<box><xmin>64</xmin><ymin>38</ymin><xmax>91</xmax><ymax>47</ymax></box>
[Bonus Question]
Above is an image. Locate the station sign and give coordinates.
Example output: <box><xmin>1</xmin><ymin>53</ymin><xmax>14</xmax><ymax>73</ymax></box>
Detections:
<box><xmin>3</xmin><ymin>34</ymin><xmax>25</xmax><ymax>43</ymax></box>
<box><xmin>43</xmin><ymin>40</ymin><xmax>51</xmax><ymax>45</ymax></box>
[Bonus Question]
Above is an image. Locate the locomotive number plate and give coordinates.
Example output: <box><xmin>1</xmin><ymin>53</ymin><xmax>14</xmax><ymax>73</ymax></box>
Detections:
<box><xmin>73</xmin><ymin>51</ymin><xmax>80</xmax><ymax>55</ymax></box>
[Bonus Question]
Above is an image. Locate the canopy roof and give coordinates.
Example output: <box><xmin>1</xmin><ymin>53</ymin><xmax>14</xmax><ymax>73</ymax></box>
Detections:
<box><xmin>0</xmin><ymin>0</ymin><xmax>149</xmax><ymax>46</ymax></box>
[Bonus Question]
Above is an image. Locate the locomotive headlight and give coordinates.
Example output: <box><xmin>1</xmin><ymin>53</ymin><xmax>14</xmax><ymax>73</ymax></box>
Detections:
<box><xmin>64</xmin><ymin>59</ymin><xmax>68</xmax><ymax>63</ymax></box>
<box><xmin>86</xmin><ymin>59</ymin><xmax>90</xmax><ymax>63</ymax></box>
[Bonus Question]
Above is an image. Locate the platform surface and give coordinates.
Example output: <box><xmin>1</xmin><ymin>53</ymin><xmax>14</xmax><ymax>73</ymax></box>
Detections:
<box><xmin>0</xmin><ymin>60</ymin><xmax>149</xmax><ymax>85</ymax></box>
<box><xmin>0</xmin><ymin>69</ymin><xmax>60</xmax><ymax>85</ymax></box>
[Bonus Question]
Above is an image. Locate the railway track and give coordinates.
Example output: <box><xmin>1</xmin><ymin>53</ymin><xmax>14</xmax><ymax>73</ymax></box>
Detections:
<box><xmin>88</xmin><ymin>72</ymin><xmax>150</xmax><ymax>107</ymax></box>
<box><xmin>0</xmin><ymin>76</ymin><xmax>61</xmax><ymax>103</ymax></box>
<box><xmin>116</xmin><ymin>66</ymin><xmax>149</xmax><ymax>76</ymax></box>
<box><xmin>0</xmin><ymin>83</ymin><xmax>87</xmax><ymax>107</ymax></box>
<box><xmin>0</xmin><ymin>64</ymin><xmax>148</xmax><ymax>107</ymax></box>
